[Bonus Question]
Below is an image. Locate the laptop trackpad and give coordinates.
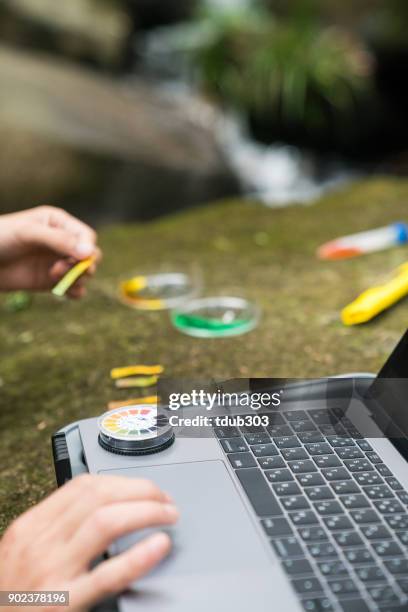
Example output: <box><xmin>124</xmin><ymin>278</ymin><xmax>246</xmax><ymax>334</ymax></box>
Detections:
<box><xmin>102</xmin><ymin>461</ymin><xmax>273</xmax><ymax>578</ymax></box>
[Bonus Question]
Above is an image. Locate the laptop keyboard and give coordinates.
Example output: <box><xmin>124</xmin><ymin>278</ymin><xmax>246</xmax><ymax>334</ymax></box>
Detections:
<box><xmin>214</xmin><ymin>408</ymin><xmax>408</xmax><ymax>612</ymax></box>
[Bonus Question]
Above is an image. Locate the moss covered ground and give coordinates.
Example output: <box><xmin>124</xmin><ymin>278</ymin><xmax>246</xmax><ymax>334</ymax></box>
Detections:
<box><xmin>1</xmin><ymin>177</ymin><xmax>408</xmax><ymax>531</ymax></box>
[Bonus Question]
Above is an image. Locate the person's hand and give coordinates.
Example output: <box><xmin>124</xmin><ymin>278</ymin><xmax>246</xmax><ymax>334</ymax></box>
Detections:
<box><xmin>0</xmin><ymin>474</ymin><xmax>178</xmax><ymax>611</ymax></box>
<box><xmin>0</xmin><ymin>206</ymin><xmax>101</xmax><ymax>297</ymax></box>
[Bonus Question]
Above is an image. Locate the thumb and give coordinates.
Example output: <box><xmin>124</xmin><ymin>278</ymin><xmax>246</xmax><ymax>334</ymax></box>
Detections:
<box><xmin>21</xmin><ymin>223</ymin><xmax>95</xmax><ymax>259</ymax></box>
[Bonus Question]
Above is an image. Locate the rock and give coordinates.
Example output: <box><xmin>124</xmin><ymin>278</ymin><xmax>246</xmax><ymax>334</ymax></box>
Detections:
<box><xmin>0</xmin><ymin>0</ymin><xmax>133</xmax><ymax>71</ymax></box>
<box><xmin>0</xmin><ymin>46</ymin><xmax>239</xmax><ymax>221</ymax></box>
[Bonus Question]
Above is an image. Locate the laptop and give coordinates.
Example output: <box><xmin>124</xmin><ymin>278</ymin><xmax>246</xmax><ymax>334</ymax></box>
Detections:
<box><xmin>53</xmin><ymin>329</ymin><xmax>408</xmax><ymax>612</ymax></box>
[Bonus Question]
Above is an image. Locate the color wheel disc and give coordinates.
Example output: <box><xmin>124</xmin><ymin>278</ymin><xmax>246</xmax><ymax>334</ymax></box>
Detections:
<box><xmin>98</xmin><ymin>405</ymin><xmax>174</xmax><ymax>455</ymax></box>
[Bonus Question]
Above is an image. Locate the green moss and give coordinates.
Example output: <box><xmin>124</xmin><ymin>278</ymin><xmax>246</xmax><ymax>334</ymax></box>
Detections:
<box><xmin>1</xmin><ymin>176</ymin><xmax>408</xmax><ymax>531</ymax></box>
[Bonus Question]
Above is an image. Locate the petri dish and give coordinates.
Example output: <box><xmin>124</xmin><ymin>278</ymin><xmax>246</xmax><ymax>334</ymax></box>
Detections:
<box><xmin>119</xmin><ymin>272</ymin><xmax>198</xmax><ymax>311</ymax></box>
<box><xmin>98</xmin><ymin>405</ymin><xmax>174</xmax><ymax>455</ymax></box>
<box><xmin>171</xmin><ymin>296</ymin><xmax>260</xmax><ymax>338</ymax></box>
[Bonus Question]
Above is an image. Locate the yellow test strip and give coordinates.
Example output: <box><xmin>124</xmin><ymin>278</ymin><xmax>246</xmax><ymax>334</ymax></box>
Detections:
<box><xmin>108</xmin><ymin>396</ymin><xmax>158</xmax><ymax>410</ymax></box>
<box><xmin>115</xmin><ymin>375</ymin><xmax>159</xmax><ymax>389</ymax></box>
<box><xmin>52</xmin><ymin>256</ymin><xmax>95</xmax><ymax>297</ymax></box>
<box><xmin>110</xmin><ymin>365</ymin><xmax>164</xmax><ymax>379</ymax></box>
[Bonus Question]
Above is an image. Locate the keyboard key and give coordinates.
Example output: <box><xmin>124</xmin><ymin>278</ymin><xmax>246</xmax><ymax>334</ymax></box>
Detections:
<box><xmin>281</xmin><ymin>447</ymin><xmax>309</xmax><ymax>461</ymax></box>
<box><xmin>366</xmin><ymin>451</ymin><xmax>383</xmax><ymax>464</ymax></box>
<box><xmin>322</xmin><ymin>467</ymin><xmax>351</xmax><ymax>481</ymax></box>
<box><xmin>344</xmin><ymin>459</ymin><xmax>374</xmax><ymax>472</ymax></box>
<box><xmin>298</xmin><ymin>526</ymin><xmax>328</xmax><ymax>542</ymax></box>
<box><xmin>374</xmin><ymin>500</ymin><xmax>404</xmax><ymax>514</ymax></box>
<box><xmin>292</xmin><ymin>577</ymin><xmax>324</xmax><ymax>595</ymax></box>
<box><xmin>285</xmin><ymin>410</ymin><xmax>309</xmax><ymax>421</ymax></box>
<box><xmin>261</xmin><ymin>517</ymin><xmax>293</xmax><ymax>537</ymax></box>
<box><xmin>307</xmin><ymin>542</ymin><xmax>337</xmax><ymax>559</ymax></box>
<box><xmin>396</xmin><ymin>579</ymin><xmax>408</xmax><ymax>593</ymax></box>
<box><xmin>339</xmin><ymin>600</ymin><xmax>369</xmax><ymax>612</ymax></box>
<box><xmin>350</xmin><ymin>508</ymin><xmax>381</xmax><ymax>524</ymax></box>
<box><xmin>354</xmin><ymin>471</ymin><xmax>384</xmax><ymax>486</ymax></box>
<box><xmin>305</xmin><ymin>443</ymin><xmax>333</xmax><ymax>456</ymax></box>
<box><xmin>376</xmin><ymin>464</ymin><xmax>393</xmax><ymax>477</ymax></box>
<box><xmin>319</xmin><ymin>423</ymin><xmax>347</xmax><ymax>436</ymax></box>
<box><xmin>252</xmin><ymin>443</ymin><xmax>279</xmax><ymax>457</ymax></box>
<box><xmin>327</xmin><ymin>578</ymin><xmax>358</xmax><ymax>595</ymax></box>
<box><xmin>314</xmin><ymin>501</ymin><xmax>343</xmax><ymax>516</ymax></box>
<box><xmin>360</xmin><ymin>524</ymin><xmax>392</xmax><ymax>540</ymax></box>
<box><xmin>396</xmin><ymin>490</ymin><xmax>408</xmax><ymax>505</ymax></box>
<box><xmin>301</xmin><ymin>598</ymin><xmax>333</xmax><ymax>612</ymax></box>
<box><xmin>267</xmin><ymin>413</ymin><xmax>286</xmax><ymax>425</ymax></box>
<box><xmin>292</xmin><ymin>421</ymin><xmax>318</xmax><ymax>433</ymax></box>
<box><xmin>306</xmin><ymin>487</ymin><xmax>334</xmax><ymax>501</ymax></box>
<box><xmin>318</xmin><ymin>560</ymin><xmax>348</xmax><ymax>576</ymax></box>
<box><xmin>228</xmin><ymin>452</ymin><xmax>257</xmax><ymax>469</ymax></box>
<box><xmin>363</xmin><ymin>485</ymin><xmax>394</xmax><ymax>499</ymax></box>
<box><xmin>384</xmin><ymin>559</ymin><xmax>408</xmax><ymax>575</ymax></box>
<box><xmin>356</xmin><ymin>440</ymin><xmax>373</xmax><ymax>452</ymax></box>
<box><xmin>386</xmin><ymin>478</ymin><xmax>403</xmax><ymax>491</ymax></box>
<box><xmin>258</xmin><ymin>456</ymin><xmax>285</xmax><ymax>470</ymax></box>
<box><xmin>214</xmin><ymin>426</ymin><xmax>240</xmax><ymax>438</ymax></box>
<box><xmin>323</xmin><ymin>515</ymin><xmax>353</xmax><ymax>531</ymax></box>
<box><xmin>268</xmin><ymin>424</ymin><xmax>294</xmax><ymax>437</ymax></box>
<box><xmin>297</xmin><ymin>473</ymin><xmax>325</xmax><ymax>487</ymax></box>
<box><xmin>274</xmin><ymin>436</ymin><xmax>302</xmax><ymax>449</ymax></box>
<box><xmin>335</xmin><ymin>447</ymin><xmax>364</xmax><ymax>460</ymax></box>
<box><xmin>273</xmin><ymin>482</ymin><xmax>302</xmax><ymax>496</ymax></box>
<box><xmin>236</xmin><ymin>468</ymin><xmax>283</xmax><ymax>517</ymax></box>
<box><xmin>385</xmin><ymin>515</ymin><xmax>408</xmax><ymax>530</ymax></box>
<box><xmin>331</xmin><ymin>480</ymin><xmax>360</xmax><ymax>495</ymax></box>
<box><xmin>245</xmin><ymin>433</ymin><xmax>271</xmax><ymax>445</ymax></box>
<box><xmin>355</xmin><ymin>565</ymin><xmax>387</xmax><ymax>582</ymax></box>
<box><xmin>240</xmin><ymin>420</ymin><xmax>266</xmax><ymax>434</ymax></box>
<box><xmin>340</xmin><ymin>494</ymin><xmax>370</xmax><ymax>510</ymax></box>
<box><xmin>282</xmin><ymin>496</ymin><xmax>310</xmax><ymax>511</ymax></box>
<box><xmin>344</xmin><ymin>548</ymin><xmax>375</xmax><ymax>565</ymax></box>
<box><xmin>220</xmin><ymin>437</ymin><xmax>249</xmax><ymax>453</ymax></box>
<box><xmin>271</xmin><ymin>537</ymin><xmax>304</xmax><ymax>559</ymax></box>
<box><xmin>265</xmin><ymin>468</ymin><xmax>294</xmax><ymax>483</ymax></box>
<box><xmin>327</xmin><ymin>436</ymin><xmax>356</xmax><ymax>448</ymax></box>
<box><xmin>314</xmin><ymin>455</ymin><xmax>342</xmax><ymax>469</ymax></box>
<box><xmin>310</xmin><ymin>409</ymin><xmax>337</xmax><ymax>425</ymax></box>
<box><xmin>290</xmin><ymin>511</ymin><xmax>319</xmax><ymax>526</ymax></box>
<box><xmin>371</xmin><ymin>541</ymin><xmax>404</xmax><ymax>557</ymax></box>
<box><xmin>289</xmin><ymin>460</ymin><xmax>318</xmax><ymax>474</ymax></box>
<box><xmin>333</xmin><ymin>531</ymin><xmax>364</xmax><ymax>547</ymax></box>
<box><xmin>283</xmin><ymin>559</ymin><xmax>314</xmax><ymax>575</ymax></box>
<box><xmin>367</xmin><ymin>586</ymin><xmax>399</xmax><ymax>604</ymax></box>
<box><xmin>299</xmin><ymin>432</ymin><xmax>325</xmax><ymax>444</ymax></box>
<box><xmin>396</xmin><ymin>531</ymin><xmax>408</xmax><ymax>546</ymax></box>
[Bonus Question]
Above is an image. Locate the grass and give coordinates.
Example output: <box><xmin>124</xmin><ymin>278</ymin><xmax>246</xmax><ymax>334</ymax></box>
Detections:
<box><xmin>1</xmin><ymin>176</ymin><xmax>408</xmax><ymax>531</ymax></box>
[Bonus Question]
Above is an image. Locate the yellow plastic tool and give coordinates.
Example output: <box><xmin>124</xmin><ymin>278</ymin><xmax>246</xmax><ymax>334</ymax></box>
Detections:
<box><xmin>342</xmin><ymin>262</ymin><xmax>408</xmax><ymax>325</ymax></box>
<box><xmin>110</xmin><ymin>365</ymin><xmax>164</xmax><ymax>379</ymax></box>
<box><xmin>108</xmin><ymin>396</ymin><xmax>159</xmax><ymax>410</ymax></box>
<box><xmin>52</xmin><ymin>256</ymin><xmax>95</xmax><ymax>297</ymax></box>
<box><xmin>115</xmin><ymin>375</ymin><xmax>159</xmax><ymax>389</ymax></box>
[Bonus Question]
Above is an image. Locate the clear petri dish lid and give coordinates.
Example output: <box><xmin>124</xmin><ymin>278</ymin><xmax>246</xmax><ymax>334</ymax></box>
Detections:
<box><xmin>119</xmin><ymin>272</ymin><xmax>199</xmax><ymax>311</ymax></box>
<box><xmin>171</xmin><ymin>296</ymin><xmax>260</xmax><ymax>338</ymax></box>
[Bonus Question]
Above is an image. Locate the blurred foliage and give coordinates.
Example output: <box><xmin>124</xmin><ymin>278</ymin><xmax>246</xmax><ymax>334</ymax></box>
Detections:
<box><xmin>192</xmin><ymin>4</ymin><xmax>373</xmax><ymax>127</ymax></box>
<box><xmin>364</xmin><ymin>0</ymin><xmax>408</xmax><ymax>48</ymax></box>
